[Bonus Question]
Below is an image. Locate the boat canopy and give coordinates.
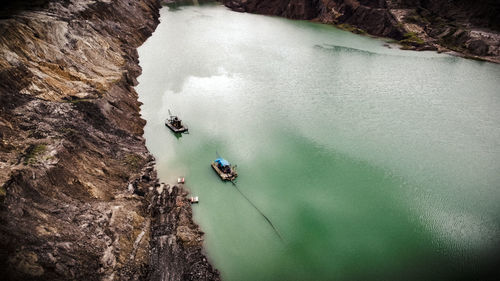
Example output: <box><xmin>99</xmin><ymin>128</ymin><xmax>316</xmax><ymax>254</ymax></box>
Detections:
<box><xmin>215</xmin><ymin>158</ymin><xmax>230</xmax><ymax>167</ymax></box>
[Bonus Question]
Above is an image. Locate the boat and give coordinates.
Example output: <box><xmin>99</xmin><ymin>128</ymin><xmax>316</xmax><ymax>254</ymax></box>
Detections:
<box><xmin>165</xmin><ymin>110</ymin><xmax>188</xmax><ymax>133</ymax></box>
<box><xmin>211</xmin><ymin>157</ymin><xmax>238</xmax><ymax>181</ymax></box>
<box><xmin>190</xmin><ymin>196</ymin><xmax>199</xmax><ymax>204</ymax></box>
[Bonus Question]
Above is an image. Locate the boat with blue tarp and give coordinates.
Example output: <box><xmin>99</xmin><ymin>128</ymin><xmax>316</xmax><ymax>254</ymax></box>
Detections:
<box><xmin>211</xmin><ymin>157</ymin><xmax>238</xmax><ymax>181</ymax></box>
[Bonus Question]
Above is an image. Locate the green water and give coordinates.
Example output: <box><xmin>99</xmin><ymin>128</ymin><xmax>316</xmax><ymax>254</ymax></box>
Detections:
<box><xmin>136</xmin><ymin>3</ymin><xmax>500</xmax><ymax>281</ymax></box>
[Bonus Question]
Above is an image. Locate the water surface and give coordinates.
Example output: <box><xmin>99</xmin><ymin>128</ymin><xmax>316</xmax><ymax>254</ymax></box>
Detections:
<box><xmin>137</xmin><ymin>4</ymin><xmax>500</xmax><ymax>280</ymax></box>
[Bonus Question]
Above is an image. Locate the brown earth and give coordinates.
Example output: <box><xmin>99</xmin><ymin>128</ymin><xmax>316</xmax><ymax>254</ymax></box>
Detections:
<box><xmin>0</xmin><ymin>0</ymin><xmax>219</xmax><ymax>280</ymax></box>
<box><xmin>221</xmin><ymin>0</ymin><xmax>500</xmax><ymax>63</ymax></box>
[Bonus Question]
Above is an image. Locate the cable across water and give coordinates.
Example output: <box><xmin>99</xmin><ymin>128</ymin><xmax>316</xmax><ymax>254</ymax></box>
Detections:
<box><xmin>231</xmin><ymin>180</ymin><xmax>284</xmax><ymax>242</ymax></box>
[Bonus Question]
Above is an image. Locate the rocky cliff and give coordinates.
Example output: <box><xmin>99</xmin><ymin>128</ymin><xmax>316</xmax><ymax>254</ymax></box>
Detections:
<box><xmin>0</xmin><ymin>0</ymin><xmax>219</xmax><ymax>280</ymax></box>
<box><xmin>222</xmin><ymin>0</ymin><xmax>500</xmax><ymax>63</ymax></box>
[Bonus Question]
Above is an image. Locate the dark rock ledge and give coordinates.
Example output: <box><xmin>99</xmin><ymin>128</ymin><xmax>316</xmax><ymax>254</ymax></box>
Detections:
<box><xmin>0</xmin><ymin>0</ymin><xmax>219</xmax><ymax>280</ymax></box>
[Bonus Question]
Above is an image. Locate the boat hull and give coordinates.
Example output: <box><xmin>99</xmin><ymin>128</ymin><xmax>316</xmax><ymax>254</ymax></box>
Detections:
<box><xmin>165</xmin><ymin>121</ymin><xmax>188</xmax><ymax>133</ymax></box>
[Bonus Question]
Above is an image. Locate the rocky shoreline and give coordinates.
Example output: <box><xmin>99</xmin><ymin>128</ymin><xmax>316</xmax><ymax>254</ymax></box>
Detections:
<box><xmin>0</xmin><ymin>0</ymin><xmax>219</xmax><ymax>280</ymax></box>
<box><xmin>2</xmin><ymin>0</ymin><xmax>498</xmax><ymax>280</ymax></box>
<box><xmin>221</xmin><ymin>0</ymin><xmax>500</xmax><ymax>63</ymax></box>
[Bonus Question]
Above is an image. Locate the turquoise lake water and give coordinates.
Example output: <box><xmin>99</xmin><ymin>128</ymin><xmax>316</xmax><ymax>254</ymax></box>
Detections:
<box><xmin>137</xmin><ymin>3</ymin><xmax>500</xmax><ymax>280</ymax></box>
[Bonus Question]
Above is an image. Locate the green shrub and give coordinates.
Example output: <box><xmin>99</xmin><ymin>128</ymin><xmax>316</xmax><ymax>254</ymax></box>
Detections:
<box><xmin>23</xmin><ymin>144</ymin><xmax>46</xmax><ymax>165</ymax></box>
<box><xmin>124</xmin><ymin>154</ymin><xmax>143</xmax><ymax>170</ymax></box>
<box><xmin>400</xmin><ymin>32</ymin><xmax>425</xmax><ymax>46</ymax></box>
<box><xmin>337</xmin><ymin>23</ymin><xmax>366</xmax><ymax>35</ymax></box>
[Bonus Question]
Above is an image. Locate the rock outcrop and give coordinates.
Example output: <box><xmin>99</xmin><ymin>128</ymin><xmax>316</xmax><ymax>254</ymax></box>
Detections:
<box><xmin>225</xmin><ymin>0</ymin><xmax>320</xmax><ymax>19</ymax></box>
<box><xmin>148</xmin><ymin>185</ymin><xmax>220</xmax><ymax>281</ymax></box>
<box><xmin>0</xmin><ymin>0</ymin><xmax>219</xmax><ymax>280</ymax></box>
<box><xmin>222</xmin><ymin>0</ymin><xmax>500</xmax><ymax>63</ymax></box>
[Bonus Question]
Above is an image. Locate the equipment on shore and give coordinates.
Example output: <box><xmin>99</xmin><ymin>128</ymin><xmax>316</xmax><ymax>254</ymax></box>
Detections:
<box><xmin>165</xmin><ymin>109</ymin><xmax>188</xmax><ymax>133</ymax></box>
<box><xmin>211</xmin><ymin>157</ymin><xmax>238</xmax><ymax>181</ymax></box>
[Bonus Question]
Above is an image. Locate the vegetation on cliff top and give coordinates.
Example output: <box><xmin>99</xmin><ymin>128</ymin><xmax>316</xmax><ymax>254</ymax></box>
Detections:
<box><xmin>400</xmin><ymin>32</ymin><xmax>425</xmax><ymax>47</ymax></box>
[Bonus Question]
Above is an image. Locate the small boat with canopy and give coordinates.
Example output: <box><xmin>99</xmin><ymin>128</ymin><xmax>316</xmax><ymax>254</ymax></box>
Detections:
<box><xmin>211</xmin><ymin>157</ymin><xmax>238</xmax><ymax>181</ymax></box>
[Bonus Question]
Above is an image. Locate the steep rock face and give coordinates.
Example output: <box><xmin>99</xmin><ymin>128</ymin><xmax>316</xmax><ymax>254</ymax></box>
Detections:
<box><xmin>225</xmin><ymin>0</ymin><xmax>320</xmax><ymax>19</ymax></box>
<box><xmin>148</xmin><ymin>185</ymin><xmax>220</xmax><ymax>281</ymax></box>
<box><xmin>391</xmin><ymin>0</ymin><xmax>500</xmax><ymax>57</ymax></box>
<box><xmin>222</xmin><ymin>0</ymin><xmax>500</xmax><ymax>62</ymax></box>
<box><xmin>317</xmin><ymin>0</ymin><xmax>404</xmax><ymax>38</ymax></box>
<box><xmin>396</xmin><ymin>0</ymin><xmax>500</xmax><ymax>31</ymax></box>
<box><xmin>0</xmin><ymin>0</ymin><xmax>219</xmax><ymax>280</ymax></box>
<box><xmin>222</xmin><ymin>0</ymin><xmax>405</xmax><ymax>37</ymax></box>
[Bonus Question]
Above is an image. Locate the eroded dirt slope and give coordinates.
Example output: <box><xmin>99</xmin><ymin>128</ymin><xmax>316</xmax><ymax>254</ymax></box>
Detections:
<box><xmin>0</xmin><ymin>0</ymin><xmax>219</xmax><ymax>280</ymax></box>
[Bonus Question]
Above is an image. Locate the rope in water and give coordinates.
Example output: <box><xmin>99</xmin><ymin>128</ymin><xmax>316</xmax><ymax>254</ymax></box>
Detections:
<box><xmin>231</xmin><ymin>180</ymin><xmax>284</xmax><ymax>242</ymax></box>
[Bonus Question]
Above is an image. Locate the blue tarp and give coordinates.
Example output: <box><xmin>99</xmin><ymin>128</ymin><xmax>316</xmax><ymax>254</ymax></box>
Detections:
<box><xmin>215</xmin><ymin>158</ymin><xmax>230</xmax><ymax>167</ymax></box>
